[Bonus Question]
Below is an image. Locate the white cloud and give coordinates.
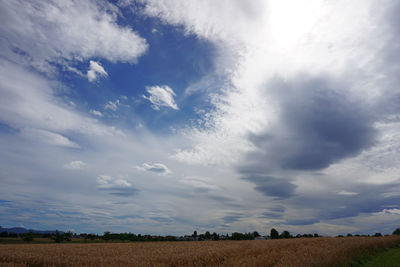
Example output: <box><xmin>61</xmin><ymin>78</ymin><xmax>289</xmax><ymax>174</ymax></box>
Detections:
<box><xmin>96</xmin><ymin>175</ymin><xmax>132</xmax><ymax>189</ymax></box>
<box><xmin>142</xmin><ymin>85</ymin><xmax>179</xmax><ymax>110</ymax></box>
<box><xmin>136</xmin><ymin>163</ymin><xmax>171</xmax><ymax>175</ymax></box>
<box><xmin>64</xmin><ymin>161</ymin><xmax>87</xmax><ymax>170</ymax></box>
<box><xmin>89</xmin><ymin>110</ymin><xmax>103</xmax><ymax>117</ymax></box>
<box><xmin>380</xmin><ymin>209</ymin><xmax>400</xmax><ymax>215</ymax></box>
<box><xmin>180</xmin><ymin>176</ymin><xmax>219</xmax><ymax>191</ymax></box>
<box><xmin>3</xmin><ymin>0</ymin><xmax>400</xmax><ymax>236</ymax></box>
<box><xmin>141</xmin><ymin>0</ymin><xmax>393</xmax><ymax>168</ymax></box>
<box><xmin>96</xmin><ymin>175</ymin><xmax>138</xmax><ymax>196</ymax></box>
<box><xmin>337</xmin><ymin>191</ymin><xmax>359</xmax><ymax>196</ymax></box>
<box><xmin>0</xmin><ymin>60</ymin><xmax>124</xmax><ymax>141</ymax></box>
<box><xmin>87</xmin><ymin>61</ymin><xmax>108</xmax><ymax>82</ymax></box>
<box><xmin>104</xmin><ymin>100</ymin><xmax>120</xmax><ymax>111</ymax></box>
<box><xmin>142</xmin><ymin>0</ymin><xmax>263</xmax><ymax>44</ymax></box>
<box><xmin>0</xmin><ymin>0</ymin><xmax>148</xmax><ymax>74</ymax></box>
<box><xmin>20</xmin><ymin>128</ymin><xmax>80</xmax><ymax>148</ymax></box>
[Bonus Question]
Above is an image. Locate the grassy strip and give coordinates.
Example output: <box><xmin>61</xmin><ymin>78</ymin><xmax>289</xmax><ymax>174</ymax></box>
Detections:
<box><xmin>341</xmin><ymin>245</ymin><xmax>400</xmax><ymax>266</ymax></box>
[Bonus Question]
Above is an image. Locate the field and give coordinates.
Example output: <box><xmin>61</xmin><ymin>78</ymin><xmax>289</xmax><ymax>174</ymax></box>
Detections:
<box><xmin>1</xmin><ymin>236</ymin><xmax>400</xmax><ymax>266</ymax></box>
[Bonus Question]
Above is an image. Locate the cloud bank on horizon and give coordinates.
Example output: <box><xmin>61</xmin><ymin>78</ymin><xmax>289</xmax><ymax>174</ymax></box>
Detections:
<box><xmin>1</xmin><ymin>0</ymin><xmax>400</xmax><ymax>236</ymax></box>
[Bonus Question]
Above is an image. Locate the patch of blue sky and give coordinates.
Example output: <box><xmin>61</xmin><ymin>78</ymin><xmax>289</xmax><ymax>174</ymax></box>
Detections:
<box><xmin>0</xmin><ymin>199</ymin><xmax>12</xmax><ymax>206</ymax></box>
<box><xmin>0</xmin><ymin>122</ymin><xmax>19</xmax><ymax>134</ymax></box>
<box><xmin>56</xmin><ymin>13</ymin><xmax>218</xmax><ymax>134</ymax></box>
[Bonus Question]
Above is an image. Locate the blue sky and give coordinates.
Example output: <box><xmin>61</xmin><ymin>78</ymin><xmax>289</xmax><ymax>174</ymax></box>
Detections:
<box><xmin>1</xmin><ymin>0</ymin><xmax>400</xmax><ymax>236</ymax></box>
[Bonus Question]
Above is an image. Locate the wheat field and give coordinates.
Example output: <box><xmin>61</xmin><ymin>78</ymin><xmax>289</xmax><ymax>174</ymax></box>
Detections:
<box><xmin>1</xmin><ymin>236</ymin><xmax>399</xmax><ymax>266</ymax></box>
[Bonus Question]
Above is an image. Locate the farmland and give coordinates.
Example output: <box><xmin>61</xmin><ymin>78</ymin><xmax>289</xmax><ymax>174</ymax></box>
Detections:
<box><xmin>1</xmin><ymin>236</ymin><xmax>400</xmax><ymax>266</ymax></box>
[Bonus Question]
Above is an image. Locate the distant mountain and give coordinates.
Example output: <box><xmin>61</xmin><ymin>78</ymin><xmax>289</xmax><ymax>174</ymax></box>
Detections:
<box><xmin>0</xmin><ymin>227</ymin><xmax>63</xmax><ymax>234</ymax></box>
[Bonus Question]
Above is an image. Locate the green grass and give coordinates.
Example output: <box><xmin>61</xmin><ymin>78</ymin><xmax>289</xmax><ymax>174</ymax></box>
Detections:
<box><xmin>362</xmin><ymin>246</ymin><xmax>400</xmax><ymax>266</ymax></box>
<box><xmin>343</xmin><ymin>246</ymin><xmax>400</xmax><ymax>266</ymax></box>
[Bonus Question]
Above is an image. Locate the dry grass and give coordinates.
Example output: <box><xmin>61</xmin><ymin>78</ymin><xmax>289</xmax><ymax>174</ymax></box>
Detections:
<box><xmin>1</xmin><ymin>236</ymin><xmax>399</xmax><ymax>266</ymax></box>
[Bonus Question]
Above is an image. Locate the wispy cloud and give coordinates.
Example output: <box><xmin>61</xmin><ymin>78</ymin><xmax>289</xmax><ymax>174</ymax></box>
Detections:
<box><xmin>87</xmin><ymin>61</ymin><xmax>108</xmax><ymax>82</ymax></box>
<box><xmin>142</xmin><ymin>85</ymin><xmax>179</xmax><ymax>110</ymax></box>
<box><xmin>0</xmin><ymin>0</ymin><xmax>148</xmax><ymax>74</ymax></box>
<box><xmin>89</xmin><ymin>110</ymin><xmax>103</xmax><ymax>117</ymax></box>
<box><xmin>104</xmin><ymin>100</ymin><xmax>120</xmax><ymax>111</ymax></box>
<box><xmin>20</xmin><ymin>128</ymin><xmax>80</xmax><ymax>148</ymax></box>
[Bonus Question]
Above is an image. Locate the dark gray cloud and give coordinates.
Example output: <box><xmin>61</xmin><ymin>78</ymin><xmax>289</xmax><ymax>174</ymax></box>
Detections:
<box><xmin>259</xmin><ymin>206</ymin><xmax>286</xmax><ymax>219</ymax></box>
<box><xmin>99</xmin><ymin>187</ymin><xmax>139</xmax><ymax>197</ymax></box>
<box><xmin>237</xmin><ymin>75</ymin><xmax>396</xmax><ymax>226</ymax></box>
<box><xmin>285</xmin><ymin>218</ymin><xmax>319</xmax><ymax>226</ymax></box>
<box><xmin>208</xmin><ymin>195</ymin><xmax>242</xmax><ymax>208</ymax></box>
<box><xmin>241</xmin><ymin>75</ymin><xmax>377</xmax><ymax>175</ymax></box>
<box><xmin>222</xmin><ymin>214</ymin><xmax>244</xmax><ymax>224</ymax></box>
<box><xmin>242</xmin><ymin>175</ymin><xmax>296</xmax><ymax>199</ymax></box>
<box><xmin>285</xmin><ymin>181</ymin><xmax>400</xmax><ymax>224</ymax></box>
<box><xmin>259</xmin><ymin>212</ymin><xmax>283</xmax><ymax>219</ymax></box>
<box><xmin>150</xmin><ymin>216</ymin><xmax>174</xmax><ymax>223</ymax></box>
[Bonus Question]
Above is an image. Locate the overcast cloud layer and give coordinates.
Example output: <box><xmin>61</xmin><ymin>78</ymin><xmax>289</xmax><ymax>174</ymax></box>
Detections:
<box><xmin>1</xmin><ymin>0</ymin><xmax>400</xmax><ymax>236</ymax></box>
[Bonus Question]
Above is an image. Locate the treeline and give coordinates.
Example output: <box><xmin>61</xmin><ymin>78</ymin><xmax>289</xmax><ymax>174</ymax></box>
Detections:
<box><xmin>4</xmin><ymin>227</ymin><xmax>400</xmax><ymax>243</ymax></box>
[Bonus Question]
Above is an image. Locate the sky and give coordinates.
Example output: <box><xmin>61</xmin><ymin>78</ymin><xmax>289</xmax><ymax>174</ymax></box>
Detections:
<box><xmin>1</xmin><ymin>0</ymin><xmax>400</xmax><ymax>236</ymax></box>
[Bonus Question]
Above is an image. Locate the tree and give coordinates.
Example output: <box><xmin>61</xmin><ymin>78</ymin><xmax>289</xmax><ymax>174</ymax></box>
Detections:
<box><xmin>231</xmin><ymin>232</ymin><xmax>245</xmax><ymax>240</ymax></box>
<box><xmin>22</xmin><ymin>232</ymin><xmax>34</xmax><ymax>242</ymax></box>
<box><xmin>52</xmin><ymin>230</ymin><xmax>63</xmax><ymax>243</ymax></box>
<box><xmin>253</xmin><ymin>231</ymin><xmax>260</xmax><ymax>237</ymax></box>
<box><xmin>270</xmin><ymin>228</ymin><xmax>279</xmax><ymax>239</ymax></box>
<box><xmin>63</xmin><ymin>231</ymin><xmax>72</xmax><ymax>242</ymax></box>
<box><xmin>103</xmin><ymin>231</ymin><xmax>111</xmax><ymax>242</ymax></box>
<box><xmin>280</xmin><ymin>230</ymin><xmax>291</xmax><ymax>239</ymax></box>
<box><xmin>212</xmin><ymin>232</ymin><xmax>219</xmax><ymax>240</ymax></box>
<box><xmin>393</xmin><ymin>228</ymin><xmax>400</xmax><ymax>235</ymax></box>
<box><xmin>85</xmin><ymin>233</ymin><xmax>97</xmax><ymax>241</ymax></box>
<box><xmin>192</xmin><ymin>231</ymin><xmax>197</xmax><ymax>238</ymax></box>
<box><xmin>205</xmin><ymin>231</ymin><xmax>211</xmax><ymax>240</ymax></box>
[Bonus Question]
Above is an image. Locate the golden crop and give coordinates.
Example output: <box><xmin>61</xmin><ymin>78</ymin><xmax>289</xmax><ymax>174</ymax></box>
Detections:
<box><xmin>1</xmin><ymin>236</ymin><xmax>399</xmax><ymax>266</ymax></box>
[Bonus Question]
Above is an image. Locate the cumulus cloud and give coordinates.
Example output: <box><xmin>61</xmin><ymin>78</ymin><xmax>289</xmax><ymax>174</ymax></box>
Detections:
<box><xmin>136</xmin><ymin>163</ymin><xmax>171</xmax><ymax>175</ymax></box>
<box><xmin>87</xmin><ymin>61</ymin><xmax>108</xmax><ymax>82</ymax></box>
<box><xmin>142</xmin><ymin>85</ymin><xmax>179</xmax><ymax>110</ymax></box>
<box><xmin>0</xmin><ymin>0</ymin><xmax>148</xmax><ymax>74</ymax></box>
<box><xmin>64</xmin><ymin>161</ymin><xmax>87</xmax><ymax>170</ymax></box>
